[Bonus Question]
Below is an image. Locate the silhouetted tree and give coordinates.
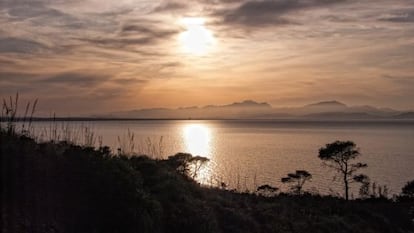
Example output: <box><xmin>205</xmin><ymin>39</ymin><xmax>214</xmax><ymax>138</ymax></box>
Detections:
<box><xmin>167</xmin><ymin>153</ymin><xmax>209</xmax><ymax>180</ymax></box>
<box><xmin>189</xmin><ymin>155</ymin><xmax>209</xmax><ymax>179</ymax></box>
<box><xmin>318</xmin><ymin>140</ymin><xmax>367</xmax><ymax>200</ymax></box>
<box><xmin>167</xmin><ymin>153</ymin><xmax>193</xmax><ymax>175</ymax></box>
<box><xmin>281</xmin><ymin>170</ymin><xmax>312</xmax><ymax>195</ymax></box>
<box><xmin>256</xmin><ymin>184</ymin><xmax>279</xmax><ymax>197</ymax></box>
<box><xmin>353</xmin><ymin>174</ymin><xmax>370</xmax><ymax>199</ymax></box>
<box><xmin>402</xmin><ymin>180</ymin><xmax>414</xmax><ymax>198</ymax></box>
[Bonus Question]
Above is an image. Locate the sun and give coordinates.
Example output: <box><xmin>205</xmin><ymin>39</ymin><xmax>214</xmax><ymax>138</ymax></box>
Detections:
<box><xmin>179</xmin><ymin>17</ymin><xmax>215</xmax><ymax>55</ymax></box>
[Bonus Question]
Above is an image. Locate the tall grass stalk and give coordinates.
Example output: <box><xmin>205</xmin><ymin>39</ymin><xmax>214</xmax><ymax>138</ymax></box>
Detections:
<box><xmin>1</xmin><ymin>93</ymin><xmax>37</xmax><ymax>137</ymax></box>
<box><xmin>117</xmin><ymin>129</ymin><xmax>164</xmax><ymax>158</ymax></box>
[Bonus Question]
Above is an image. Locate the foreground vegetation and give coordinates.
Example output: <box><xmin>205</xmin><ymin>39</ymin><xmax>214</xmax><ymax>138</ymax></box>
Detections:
<box><xmin>2</xmin><ymin>129</ymin><xmax>414</xmax><ymax>233</ymax></box>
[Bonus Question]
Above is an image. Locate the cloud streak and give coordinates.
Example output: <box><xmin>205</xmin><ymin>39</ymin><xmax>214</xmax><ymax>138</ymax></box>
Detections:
<box><xmin>41</xmin><ymin>72</ymin><xmax>111</xmax><ymax>88</ymax></box>
<box><xmin>381</xmin><ymin>10</ymin><xmax>414</xmax><ymax>23</ymax></box>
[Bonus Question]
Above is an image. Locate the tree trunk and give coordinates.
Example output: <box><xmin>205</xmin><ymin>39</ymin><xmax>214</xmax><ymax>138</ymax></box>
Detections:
<box><xmin>344</xmin><ymin>161</ymin><xmax>349</xmax><ymax>200</ymax></box>
<box><xmin>344</xmin><ymin>177</ymin><xmax>349</xmax><ymax>200</ymax></box>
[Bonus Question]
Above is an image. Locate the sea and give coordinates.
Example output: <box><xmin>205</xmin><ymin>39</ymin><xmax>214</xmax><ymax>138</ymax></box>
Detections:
<box><xmin>29</xmin><ymin>119</ymin><xmax>414</xmax><ymax>197</ymax></box>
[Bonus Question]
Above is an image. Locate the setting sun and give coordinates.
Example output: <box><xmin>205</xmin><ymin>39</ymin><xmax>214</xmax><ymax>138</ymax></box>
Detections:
<box><xmin>179</xmin><ymin>17</ymin><xmax>215</xmax><ymax>55</ymax></box>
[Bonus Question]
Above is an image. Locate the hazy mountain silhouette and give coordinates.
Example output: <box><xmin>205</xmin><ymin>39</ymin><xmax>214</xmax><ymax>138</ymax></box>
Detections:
<box><xmin>305</xmin><ymin>100</ymin><xmax>347</xmax><ymax>109</ymax></box>
<box><xmin>292</xmin><ymin>100</ymin><xmax>348</xmax><ymax>115</ymax></box>
<box><xmin>274</xmin><ymin>101</ymin><xmax>402</xmax><ymax>118</ymax></box>
<box><xmin>104</xmin><ymin>100</ymin><xmax>413</xmax><ymax>120</ymax></box>
<box><xmin>108</xmin><ymin>100</ymin><xmax>273</xmax><ymax>119</ymax></box>
<box><xmin>303</xmin><ymin>112</ymin><xmax>381</xmax><ymax>119</ymax></box>
<box><xmin>393</xmin><ymin>112</ymin><xmax>414</xmax><ymax>119</ymax></box>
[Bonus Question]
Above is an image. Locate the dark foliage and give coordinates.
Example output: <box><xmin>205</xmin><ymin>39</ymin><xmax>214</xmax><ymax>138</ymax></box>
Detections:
<box><xmin>167</xmin><ymin>152</ymin><xmax>209</xmax><ymax>179</ymax></box>
<box><xmin>402</xmin><ymin>180</ymin><xmax>414</xmax><ymax>198</ymax></box>
<box><xmin>256</xmin><ymin>184</ymin><xmax>279</xmax><ymax>197</ymax></box>
<box><xmin>281</xmin><ymin>170</ymin><xmax>312</xmax><ymax>195</ymax></box>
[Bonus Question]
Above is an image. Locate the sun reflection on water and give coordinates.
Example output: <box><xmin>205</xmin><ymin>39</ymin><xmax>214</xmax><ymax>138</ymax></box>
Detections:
<box><xmin>182</xmin><ymin>123</ymin><xmax>214</xmax><ymax>184</ymax></box>
<box><xmin>183</xmin><ymin>123</ymin><xmax>211</xmax><ymax>157</ymax></box>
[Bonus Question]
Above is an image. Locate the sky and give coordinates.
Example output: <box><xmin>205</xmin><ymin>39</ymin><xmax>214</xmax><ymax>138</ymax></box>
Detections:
<box><xmin>1</xmin><ymin>0</ymin><xmax>414</xmax><ymax>115</ymax></box>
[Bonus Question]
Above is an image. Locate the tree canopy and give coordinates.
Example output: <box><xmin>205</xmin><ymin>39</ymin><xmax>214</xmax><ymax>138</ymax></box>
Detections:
<box><xmin>281</xmin><ymin>170</ymin><xmax>312</xmax><ymax>195</ymax></box>
<box><xmin>402</xmin><ymin>180</ymin><xmax>414</xmax><ymax>198</ymax></box>
<box><xmin>318</xmin><ymin>140</ymin><xmax>367</xmax><ymax>200</ymax></box>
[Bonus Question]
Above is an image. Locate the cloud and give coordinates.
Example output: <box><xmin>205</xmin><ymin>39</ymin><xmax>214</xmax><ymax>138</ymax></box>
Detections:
<box><xmin>151</xmin><ymin>1</ymin><xmax>188</xmax><ymax>13</ymax></box>
<box><xmin>77</xmin><ymin>35</ymin><xmax>174</xmax><ymax>50</ymax></box>
<box><xmin>0</xmin><ymin>71</ymin><xmax>40</xmax><ymax>83</ymax></box>
<box><xmin>0</xmin><ymin>58</ymin><xmax>16</xmax><ymax>65</ymax></box>
<box><xmin>2</xmin><ymin>1</ymin><xmax>85</xmax><ymax>28</ymax></box>
<box><xmin>41</xmin><ymin>72</ymin><xmax>111</xmax><ymax>88</ymax></box>
<box><xmin>6</xmin><ymin>2</ymin><xmax>63</xmax><ymax>19</ymax></box>
<box><xmin>381</xmin><ymin>10</ymin><xmax>414</xmax><ymax>23</ymax></box>
<box><xmin>112</xmin><ymin>78</ymin><xmax>147</xmax><ymax>85</ymax></box>
<box><xmin>120</xmin><ymin>24</ymin><xmax>179</xmax><ymax>38</ymax></box>
<box><xmin>78</xmin><ymin>37</ymin><xmax>158</xmax><ymax>48</ymax></box>
<box><xmin>215</xmin><ymin>0</ymin><xmax>348</xmax><ymax>27</ymax></box>
<box><xmin>0</xmin><ymin>37</ymin><xmax>47</xmax><ymax>54</ymax></box>
<box><xmin>382</xmin><ymin>74</ymin><xmax>414</xmax><ymax>84</ymax></box>
<box><xmin>72</xmin><ymin>23</ymin><xmax>180</xmax><ymax>52</ymax></box>
<box><xmin>0</xmin><ymin>71</ymin><xmax>44</xmax><ymax>95</ymax></box>
<box><xmin>0</xmin><ymin>70</ymin><xmax>148</xmax><ymax>111</ymax></box>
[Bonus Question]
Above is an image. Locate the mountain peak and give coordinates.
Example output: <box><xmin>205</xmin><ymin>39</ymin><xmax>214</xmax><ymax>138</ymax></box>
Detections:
<box><xmin>242</xmin><ymin>100</ymin><xmax>257</xmax><ymax>104</ymax></box>
<box><xmin>228</xmin><ymin>100</ymin><xmax>271</xmax><ymax>108</ymax></box>
<box><xmin>306</xmin><ymin>100</ymin><xmax>347</xmax><ymax>108</ymax></box>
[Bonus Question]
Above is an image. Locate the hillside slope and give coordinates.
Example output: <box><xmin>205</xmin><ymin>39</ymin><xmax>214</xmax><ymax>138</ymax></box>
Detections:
<box><xmin>1</xmin><ymin>132</ymin><xmax>413</xmax><ymax>233</ymax></box>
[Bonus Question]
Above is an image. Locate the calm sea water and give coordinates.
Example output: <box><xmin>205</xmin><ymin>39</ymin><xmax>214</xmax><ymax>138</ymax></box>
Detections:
<box><xmin>31</xmin><ymin>120</ymin><xmax>414</xmax><ymax>197</ymax></box>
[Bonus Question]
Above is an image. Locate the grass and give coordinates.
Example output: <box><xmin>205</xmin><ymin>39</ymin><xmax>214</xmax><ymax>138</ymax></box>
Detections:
<box><xmin>1</xmin><ymin>94</ymin><xmax>165</xmax><ymax>156</ymax></box>
<box><xmin>117</xmin><ymin>129</ymin><xmax>165</xmax><ymax>158</ymax></box>
<box><xmin>1</xmin><ymin>93</ymin><xmax>37</xmax><ymax>136</ymax></box>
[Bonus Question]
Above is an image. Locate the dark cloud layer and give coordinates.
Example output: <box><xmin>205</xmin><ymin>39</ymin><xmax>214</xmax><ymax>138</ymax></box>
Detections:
<box><xmin>0</xmin><ymin>38</ymin><xmax>47</xmax><ymax>53</ymax></box>
<box><xmin>41</xmin><ymin>72</ymin><xmax>111</xmax><ymax>88</ymax></box>
<box><xmin>0</xmin><ymin>72</ymin><xmax>40</xmax><ymax>82</ymax></box>
<box><xmin>78</xmin><ymin>37</ymin><xmax>161</xmax><ymax>48</ymax></box>
<box><xmin>120</xmin><ymin>24</ymin><xmax>179</xmax><ymax>38</ymax></box>
<box><xmin>216</xmin><ymin>0</ymin><xmax>348</xmax><ymax>26</ymax></box>
<box><xmin>0</xmin><ymin>71</ymin><xmax>111</xmax><ymax>89</ymax></box>
<box><xmin>72</xmin><ymin>23</ymin><xmax>180</xmax><ymax>52</ymax></box>
<box><xmin>382</xmin><ymin>10</ymin><xmax>414</xmax><ymax>23</ymax></box>
<box><xmin>151</xmin><ymin>1</ymin><xmax>188</xmax><ymax>13</ymax></box>
<box><xmin>2</xmin><ymin>1</ymin><xmax>84</xmax><ymax>29</ymax></box>
<box><xmin>113</xmin><ymin>78</ymin><xmax>147</xmax><ymax>85</ymax></box>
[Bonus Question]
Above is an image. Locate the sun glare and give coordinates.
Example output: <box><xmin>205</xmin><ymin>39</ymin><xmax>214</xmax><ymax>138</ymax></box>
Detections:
<box><xmin>179</xmin><ymin>17</ymin><xmax>215</xmax><ymax>55</ymax></box>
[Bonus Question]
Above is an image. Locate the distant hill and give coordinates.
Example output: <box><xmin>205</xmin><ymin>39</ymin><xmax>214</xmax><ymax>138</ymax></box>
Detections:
<box><xmin>393</xmin><ymin>112</ymin><xmax>414</xmax><ymax>119</ymax></box>
<box><xmin>274</xmin><ymin>100</ymin><xmax>402</xmax><ymax>119</ymax></box>
<box><xmin>305</xmin><ymin>100</ymin><xmax>347</xmax><ymax>108</ymax></box>
<box><xmin>303</xmin><ymin>112</ymin><xmax>381</xmax><ymax>120</ymax></box>
<box><xmin>203</xmin><ymin>100</ymin><xmax>271</xmax><ymax>109</ymax></box>
<box><xmin>103</xmin><ymin>100</ymin><xmax>413</xmax><ymax>120</ymax></box>
<box><xmin>300</xmin><ymin>101</ymin><xmax>348</xmax><ymax>114</ymax></box>
<box><xmin>225</xmin><ymin>100</ymin><xmax>272</xmax><ymax>108</ymax></box>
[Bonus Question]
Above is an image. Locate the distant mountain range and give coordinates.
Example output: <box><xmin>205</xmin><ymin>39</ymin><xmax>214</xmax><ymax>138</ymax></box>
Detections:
<box><xmin>102</xmin><ymin>100</ymin><xmax>414</xmax><ymax>120</ymax></box>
